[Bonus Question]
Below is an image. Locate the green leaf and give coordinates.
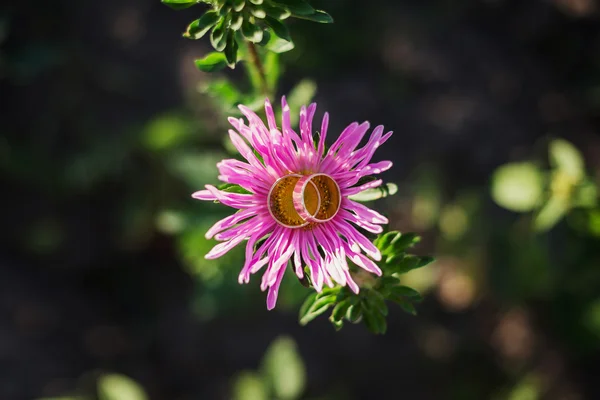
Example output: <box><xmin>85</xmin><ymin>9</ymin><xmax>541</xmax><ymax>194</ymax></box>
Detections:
<box><xmin>299</xmin><ymin>292</ymin><xmax>337</xmax><ymax>325</ymax></box>
<box><xmin>265</xmin><ymin>29</ymin><xmax>295</xmax><ymax>53</ymax></box>
<box><xmin>264</xmin><ymin>16</ymin><xmax>291</xmax><ymax>42</ymax></box>
<box><xmin>374</xmin><ymin>231</ymin><xmax>422</xmax><ymax>258</ymax></box>
<box><xmin>374</xmin><ymin>231</ymin><xmax>399</xmax><ymax>252</ymax></box>
<box><xmin>232</xmin><ymin>0</ymin><xmax>246</xmax><ymax>12</ymax></box>
<box><xmin>549</xmin><ymin>139</ymin><xmax>585</xmax><ymax>181</ymax></box>
<box><xmin>363</xmin><ymin>308</ymin><xmax>387</xmax><ymax>334</ymax></box>
<box><xmin>224</xmin><ymin>31</ymin><xmax>239</xmax><ymax>67</ymax></box>
<box><xmin>161</xmin><ymin>0</ymin><xmax>198</xmax><ymax>11</ymax></box>
<box><xmin>388</xmin><ymin>286</ymin><xmax>423</xmax><ymax>302</ymax></box>
<box><xmin>390</xmin><ymin>296</ymin><xmax>417</xmax><ymax>316</ymax></box>
<box><xmin>330</xmin><ymin>300</ymin><xmax>352</xmax><ymax>322</ymax></box>
<box><xmin>491</xmin><ymin>162</ymin><xmax>544</xmax><ymax>212</ymax></box>
<box><xmin>184</xmin><ymin>11</ymin><xmax>220</xmax><ymax>39</ymax></box>
<box><xmin>218</xmin><ymin>4</ymin><xmax>232</xmax><ymax>16</ymax></box>
<box><xmin>330</xmin><ymin>318</ymin><xmax>344</xmax><ymax>331</ymax></box>
<box><xmin>210</xmin><ymin>18</ymin><xmax>228</xmax><ymax>51</ymax></box>
<box><xmin>349</xmin><ymin>183</ymin><xmax>398</xmax><ymax>202</ymax></box>
<box><xmin>218</xmin><ymin>183</ymin><xmax>252</xmax><ymax>194</ymax></box>
<box><xmin>241</xmin><ymin>20</ymin><xmax>264</xmax><ymax>43</ymax></box>
<box><xmin>250</xmin><ymin>6</ymin><xmax>267</xmax><ymax>18</ymax></box>
<box><xmin>264</xmin><ymin>4</ymin><xmax>292</xmax><ymax>20</ymax></box>
<box><xmin>258</xmin><ymin>30</ymin><xmax>271</xmax><ymax>46</ymax></box>
<box><xmin>379</xmin><ymin>276</ymin><xmax>400</xmax><ymax>287</ymax></box>
<box><xmin>298</xmin><ymin>292</ymin><xmax>317</xmax><ymax>321</ymax></box>
<box><xmin>388</xmin><ymin>255</ymin><xmax>434</xmax><ymax>274</ymax></box>
<box><xmin>230</xmin><ymin>14</ymin><xmax>244</xmax><ymax>30</ymax></box>
<box><xmin>366</xmin><ymin>291</ymin><xmax>388</xmax><ymax>316</ymax></box>
<box><xmin>390</xmin><ymin>232</ymin><xmax>421</xmax><ymax>252</ymax></box>
<box><xmin>272</xmin><ymin>0</ymin><xmax>315</xmax><ymax>16</ymax></box>
<box><xmin>194</xmin><ymin>52</ymin><xmax>228</xmax><ymax>72</ymax></box>
<box><xmin>346</xmin><ymin>304</ymin><xmax>362</xmax><ymax>323</ymax></box>
<box><xmin>249</xmin><ymin>0</ymin><xmax>264</xmax><ymax>4</ymax></box>
<box><xmin>261</xmin><ymin>337</ymin><xmax>306</xmax><ymax>400</ymax></box>
<box><xmin>98</xmin><ymin>374</ymin><xmax>148</xmax><ymax>400</ymax></box>
<box><xmin>294</xmin><ymin>10</ymin><xmax>334</xmax><ymax>23</ymax></box>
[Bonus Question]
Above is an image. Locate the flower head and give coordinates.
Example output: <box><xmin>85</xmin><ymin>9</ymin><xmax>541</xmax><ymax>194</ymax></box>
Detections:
<box><xmin>193</xmin><ymin>98</ymin><xmax>393</xmax><ymax>309</ymax></box>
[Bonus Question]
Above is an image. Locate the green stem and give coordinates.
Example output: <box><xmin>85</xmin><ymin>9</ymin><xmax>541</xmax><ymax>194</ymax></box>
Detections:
<box><xmin>246</xmin><ymin>41</ymin><xmax>269</xmax><ymax>96</ymax></box>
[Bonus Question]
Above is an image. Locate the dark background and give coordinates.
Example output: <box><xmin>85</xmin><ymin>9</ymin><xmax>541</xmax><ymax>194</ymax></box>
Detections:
<box><xmin>2</xmin><ymin>0</ymin><xmax>600</xmax><ymax>399</ymax></box>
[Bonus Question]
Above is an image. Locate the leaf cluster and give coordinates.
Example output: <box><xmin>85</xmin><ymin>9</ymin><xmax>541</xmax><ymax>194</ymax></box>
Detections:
<box><xmin>162</xmin><ymin>0</ymin><xmax>332</xmax><ymax>69</ymax></box>
<box><xmin>298</xmin><ymin>231</ymin><xmax>434</xmax><ymax>334</ymax></box>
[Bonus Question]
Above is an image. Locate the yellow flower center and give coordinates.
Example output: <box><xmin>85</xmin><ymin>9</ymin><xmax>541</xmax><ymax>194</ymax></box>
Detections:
<box><xmin>268</xmin><ymin>173</ymin><xmax>341</xmax><ymax>228</ymax></box>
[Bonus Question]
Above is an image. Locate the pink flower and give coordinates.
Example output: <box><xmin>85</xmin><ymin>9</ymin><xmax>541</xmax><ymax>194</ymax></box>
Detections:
<box><xmin>192</xmin><ymin>98</ymin><xmax>393</xmax><ymax>309</ymax></box>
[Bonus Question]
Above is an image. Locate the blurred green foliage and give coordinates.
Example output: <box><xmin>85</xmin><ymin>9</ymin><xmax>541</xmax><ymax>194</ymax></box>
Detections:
<box><xmin>232</xmin><ymin>336</ymin><xmax>306</xmax><ymax>400</ymax></box>
<box><xmin>97</xmin><ymin>374</ymin><xmax>148</xmax><ymax>400</ymax></box>
<box><xmin>491</xmin><ymin>138</ymin><xmax>599</xmax><ymax>233</ymax></box>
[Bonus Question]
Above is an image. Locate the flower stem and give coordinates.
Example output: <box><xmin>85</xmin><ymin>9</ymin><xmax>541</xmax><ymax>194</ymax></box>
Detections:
<box><xmin>247</xmin><ymin>41</ymin><xmax>269</xmax><ymax>96</ymax></box>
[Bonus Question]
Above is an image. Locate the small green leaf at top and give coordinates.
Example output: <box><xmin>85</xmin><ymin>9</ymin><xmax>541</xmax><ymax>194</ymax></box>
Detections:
<box><xmin>264</xmin><ymin>16</ymin><xmax>292</xmax><ymax>42</ymax></box>
<box><xmin>264</xmin><ymin>4</ymin><xmax>292</xmax><ymax>20</ymax></box>
<box><xmin>184</xmin><ymin>11</ymin><xmax>220</xmax><ymax>39</ymax></box>
<box><xmin>195</xmin><ymin>52</ymin><xmax>228</xmax><ymax>72</ymax></box>
<box><xmin>241</xmin><ymin>19</ymin><xmax>264</xmax><ymax>43</ymax></box>
<box><xmin>294</xmin><ymin>10</ymin><xmax>334</xmax><ymax>23</ymax></box>
<box><xmin>232</xmin><ymin>0</ymin><xmax>246</xmax><ymax>12</ymax></box>
<box><xmin>161</xmin><ymin>0</ymin><xmax>198</xmax><ymax>11</ymax></box>
<box><xmin>224</xmin><ymin>31</ymin><xmax>239</xmax><ymax>67</ymax></box>
<box><xmin>272</xmin><ymin>0</ymin><xmax>315</xmax><ymax>16</ymax></box>
<box><xmin>210</xmin><ymin>18</ymin><xmax>228</xmax><ymax>51</ymax></box>
<box><xmin>264</xmin><ymin>29</ymin><xmax>295</xmax><ymax>53</ymax></box>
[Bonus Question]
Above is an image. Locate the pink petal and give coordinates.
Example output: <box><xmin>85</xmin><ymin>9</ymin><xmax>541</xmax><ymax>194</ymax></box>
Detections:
<box><xmin>344</xmin><ymin>199</ymin><xmax>389</xmax><ymax>224</ymax></box>
<box><xmin>342</xmin><ymin>179</ymin><xmax>383</xmax><ymax>195</ymax></box>
<box><xmin>205</xmin><ymin>207</ymin><xmax>260</xmax><ymax>239</ymax></box>
<box><xmin>205</xmin><ymin>233</ymin><xmax>247</xmax><ymax>259</ymax></box>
